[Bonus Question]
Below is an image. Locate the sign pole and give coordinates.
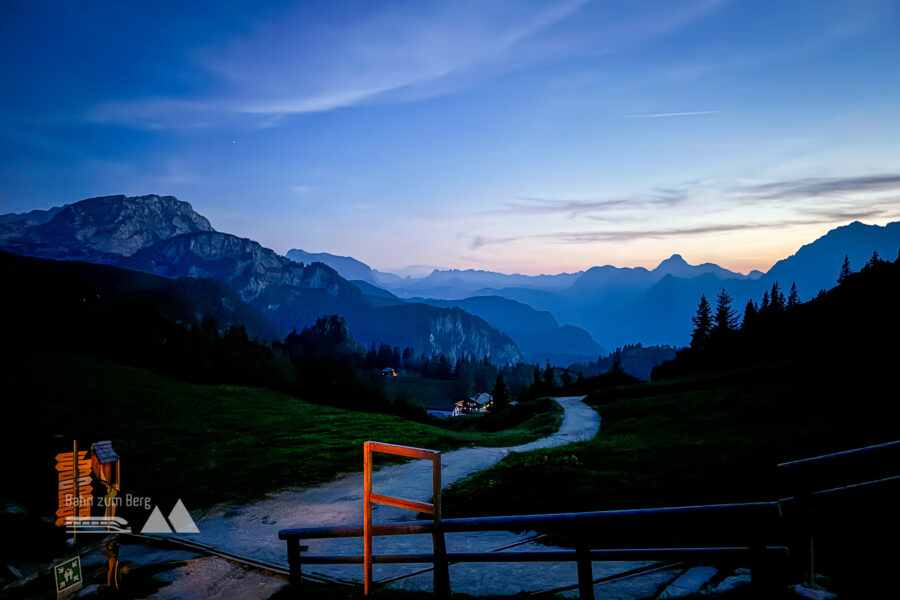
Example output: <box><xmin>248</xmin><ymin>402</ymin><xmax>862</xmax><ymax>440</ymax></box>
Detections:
<box><xmin>72</xmin><ymin>440</ymin><xmax>78</xmax><ymax>543</ymax></box>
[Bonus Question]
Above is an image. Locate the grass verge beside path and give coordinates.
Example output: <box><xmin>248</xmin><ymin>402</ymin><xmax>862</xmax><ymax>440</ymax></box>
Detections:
<box><xmin>442</xmin><ymin>355</ymin><xmax>900</xmax><ymax>518</ymax></box>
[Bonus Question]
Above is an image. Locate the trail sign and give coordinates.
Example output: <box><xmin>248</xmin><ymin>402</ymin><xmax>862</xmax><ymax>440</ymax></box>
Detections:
<box><xmin>54</xmin><ymin>556</ymin><xmax>83</xmax><ymax>595</ymax></box>
<box><xmin>58</xmin><ymin>476</ymin><xmax>91</xmax><ymax>491</ymax></box>
<box><xmin>57</xmin><ymin>464</ymin><xmax>92</xmax><ymax>480</ymax></box>
<box><xmin>56</xmin><ymin>441</ymin><xmax>93</xmax><ymax>534</ymax></box>
<box><xmin>55</xmin><ymin>451</ymin><xmax>87</xmax><ymax>463</ymax></box>
<box><xmin>55</xmin><ymin>459</ymin><xmax>91</xmax><ymax>472</ymax></box>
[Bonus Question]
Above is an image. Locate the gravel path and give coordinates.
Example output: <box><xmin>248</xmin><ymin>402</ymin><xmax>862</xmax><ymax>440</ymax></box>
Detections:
<box><xmin>145</xmin><ymin>396</ymin><xmax>671</xmax><ymax>597</ymax></box>
<box><xmin>188</xmin><ymin>396</ymin><xmax>599</xmax><ymax>565</ymax></box>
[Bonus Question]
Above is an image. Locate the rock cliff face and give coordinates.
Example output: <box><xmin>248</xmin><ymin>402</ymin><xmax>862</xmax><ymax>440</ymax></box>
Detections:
<box><xmin>0</xmin><ymin>194</ymin><xmax>213</xmax><ymax>259</ymax></box>
<box><xmin>130</xmin><ymin>231</ymin><xmax>362</xmax><ymax>303</ymax></box>
<box><xmin>347</xmin><ymin>303</ymin><xmax>521</xmax><ymax>364</ymax></box>
<box><xmin>423</xmin><ymin>307</ymin><xmax>521</xmax><ymax>363</ymax></box>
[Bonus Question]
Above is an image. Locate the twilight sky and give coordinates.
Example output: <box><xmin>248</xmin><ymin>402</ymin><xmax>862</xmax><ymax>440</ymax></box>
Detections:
<box><xmin>2</xmin><ymin>0</ymin><xmax>900</xmax><ymax>275</ymax></box>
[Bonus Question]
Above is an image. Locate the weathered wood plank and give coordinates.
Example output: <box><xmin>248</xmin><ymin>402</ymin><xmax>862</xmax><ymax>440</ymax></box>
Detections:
<box><xmin>367</xmin><ymin>441</ymin><xmax>440</xmax><ymax>460</ymax></box>
<box><xmin>369</xmin><ymin>493</ymin><xmax>435</xmax><ymax>514</ymax></box>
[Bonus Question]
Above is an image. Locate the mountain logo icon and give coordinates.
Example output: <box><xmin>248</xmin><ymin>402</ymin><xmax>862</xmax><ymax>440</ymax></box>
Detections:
<box><xmin>140</xmin><ymin>499</ymin><xmax>199</xmax><ymax>534</ymax></box>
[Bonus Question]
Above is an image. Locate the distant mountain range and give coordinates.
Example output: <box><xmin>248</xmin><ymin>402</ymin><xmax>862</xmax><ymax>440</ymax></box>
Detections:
<box><xmin>0</xmin><ymin>195</ymin><xmax>520</xmax><ymax>363</ymax></box>
<box><xmin>288</xmin><ymin>221</ymin><xmax>900</xmax><ymax>348</ymax></box>
<box><xmin>5</xmin><ymin>194</ymin><xmax>897</xmax><ymax>356</ymax></box>
<box><xmin>286</xmin><ymin>248</ymin><xmax>583</xmax><ymax>298</ymax></box>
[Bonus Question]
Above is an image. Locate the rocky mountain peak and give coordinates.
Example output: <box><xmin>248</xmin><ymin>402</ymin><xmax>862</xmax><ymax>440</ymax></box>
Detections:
<box><xmin>35</xmin><ymin>194</ymin><xmax>214</xmax><ymax>256</ymax></box>
<box><xmin>656</xmin><ymin>254</ymin><xmax>688</xmax><ymax>270</ymax></box>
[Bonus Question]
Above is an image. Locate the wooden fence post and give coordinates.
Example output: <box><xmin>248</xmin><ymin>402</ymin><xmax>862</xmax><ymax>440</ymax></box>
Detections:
<box><xmin>576</xmin><ymin>545</ymin><xmax>594</xmax><ymax>600</ymax></box>
<box><xmin>287</xmin><ymin>537</ymin><xmax>302</xmax><ymax>586</ymax></box>
<box><xmin>432</xmin><ymin>453</ymin><xmax>450</xmax><ymax>597</ymax></box>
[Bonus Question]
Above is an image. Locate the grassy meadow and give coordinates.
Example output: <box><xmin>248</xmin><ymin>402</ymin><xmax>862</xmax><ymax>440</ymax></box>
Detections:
<box><xmin>0</xmin><ymin>349</ymin><xmax>560</xmax><ymax>518</ymax></box>
<box><xmin>443</xmin><ymin>354</ymin><xmax>900</xmax><ymax>517</ymax></box>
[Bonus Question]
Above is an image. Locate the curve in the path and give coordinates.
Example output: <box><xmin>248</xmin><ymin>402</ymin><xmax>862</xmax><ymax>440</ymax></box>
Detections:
<box><xmin>147</xmin><ymin>396</ymin><xmax>610</xmax><ymax>597</ymax></box>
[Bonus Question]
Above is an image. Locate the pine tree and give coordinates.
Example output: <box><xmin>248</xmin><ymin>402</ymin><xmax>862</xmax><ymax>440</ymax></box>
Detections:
<box><xmin>690</xmin><ymin>294</ymin><xmax>713</xmax><ymax>350</ymax></box>
<box><xmin>838</xmin><ymin>254</ymin><xmax>852</xmax><ymax>283</ymax></box>
<box><xmin>491</xmin><ymin>373</ymin><xmax>510</xmax><ymax>413</ymax></box>
<box><xmin>742</xmin><ymin>300</ymin><xmax>758</xmax><ymax>330</ymax></box>
<box><xmin>865</xmin><ymin>250</ymin><xmax>881</xmax><ymax>269</ymax></box>
<box><xmin>760</xmin><ymin>291</ymin><xmax>770</xmax><ymax>311</ymax></box>
<box><xmin>769</xmin><ymin>282</ymin><xmax>785</xmax><ymax>311</ymax></box>
<box><xmin>543</xmin><ymin>362</ymin><xmax>555</xmax><ymax>389</ymax></box>
<box><xmin>787</xmin><ymin>282</ymin><xmax>800</xmax><ymax>308</ymax></box>
<box><xmin>611</xmin><ymin>349</ymin><xmax>624</xmax><ymax>374</ymax></box>
<box><xmin>713</xmin><ymin>288</ymin><xmax>738</xmax><ymax>334</ymax></box>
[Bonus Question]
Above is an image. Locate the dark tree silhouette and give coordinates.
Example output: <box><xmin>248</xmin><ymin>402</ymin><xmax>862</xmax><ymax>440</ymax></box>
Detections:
<box><xmin>769</xmin><ymin>282</ymin><xmax>785</xmax><ymax>312</ymax></box>
<box><xmin>787</xmin><ymin>282</ymin><xmax>800</xmax><ymax>308</ymax></box>
<box><xmin>543</xmin><ymin>362</ymin><xmax>555</xmax><ymax>388</ymax></box>
<box><xmin>611</xmin><ymin>349</ymin><xmax>624</xmax><ymax>374</ymax></box>
<box><xmin>691</xmin><ymin>294</ymin><xmax>713</xmax><ymax>350</ymax></box>
<box><xmin>760</xmin><ymin>291</ymin><xmax>770</xmax><ymax>311</ymax></box>
<box><xmin>865</xmin><ymin>250</ymin><xmax>881</xmax><ymax>269</ymax></box>
<box><xmin>838</xmin><ymin>254</ymin><xmax>852</xmax><ymax>283</ymax></box>
<box><xmin>713</xmin><ymin>288</ymin><xmax>738</xmax><ymax>334</ymax></box>
<box><xmin>491</xmin><ymin>373</ymin><xmax>510</xmax><ymax>413</ymax></box>
<box><xmin>742</xmin><ymin>300</ymin><xmax>758</xmax><ymax>330</ymax></box>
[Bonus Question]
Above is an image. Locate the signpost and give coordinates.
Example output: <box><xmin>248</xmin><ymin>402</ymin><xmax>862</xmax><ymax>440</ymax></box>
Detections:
<box><xmin>54</xmin><ymin>556</ymin><xmax>83</xmax><ymax>596</ymax></box>
<box><xmin>55</xmin><ymin>442</ymin><xmax>92</xmax><ymax>538</ymax></box>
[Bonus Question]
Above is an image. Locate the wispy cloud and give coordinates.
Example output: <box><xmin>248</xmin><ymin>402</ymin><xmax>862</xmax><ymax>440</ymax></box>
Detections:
<box><xmin>467</xmin><ymin>210</ymin><xmax>885</xmax><ymax>249</ymax></box>
<box><xmin>89</xmin><ymin>1</ymin><xmax>589</xmax><ymax>129</ymax></box>
<box><xmin>493</xmin><ymin>189</ymin><xmax>687</xmax><ymax>218</ymax></box>
<box><xmin>740</xmin><ymin>174</ymin><xmax>900</xmax><ymax>200</ymax></box>
<box><xmin>466</xmin><ymin>171</ymin><xmax>900</xmax><ymax>251</ymax></box>
<box><xmin>625</xmin><ymin>110</ymin><xmax>720</xmax><ymax>119</ymax></box>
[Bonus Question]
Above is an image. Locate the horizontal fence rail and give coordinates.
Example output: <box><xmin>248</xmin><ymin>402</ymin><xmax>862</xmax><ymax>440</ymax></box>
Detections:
<box><xmin>280</xmin><ymin>502</ymin><xmax>789</xmax><ymax>599</ymax></box>
<box><xmin>279</xmin><ymin>439</ymin><xmax>899</xmax><ymax>599</ymax></box>
<box><xmin>777</xmin><ymin>439</ymin><xmax>900</xmax><ymax>585</ymax></box>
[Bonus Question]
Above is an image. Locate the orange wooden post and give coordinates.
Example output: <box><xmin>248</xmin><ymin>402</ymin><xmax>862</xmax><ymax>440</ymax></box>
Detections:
<box><xmin>362</xmin><ymin>442</ymin><xmax>444</xmax><ymax>596</ymax></box>
<box><xmin>363</xmin><ymin>441</ymin><xmax>374</xmax><ymax>595</ymax></box>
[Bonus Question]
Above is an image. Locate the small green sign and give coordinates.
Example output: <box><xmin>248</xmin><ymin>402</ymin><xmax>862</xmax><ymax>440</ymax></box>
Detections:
<box><xmin>54</xmin><ymin>556</ymin><xmax>82</xmax><ymax>595</ymax></box>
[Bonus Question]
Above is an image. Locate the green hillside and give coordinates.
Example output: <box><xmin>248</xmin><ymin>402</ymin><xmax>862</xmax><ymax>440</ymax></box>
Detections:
<box><xmin>1</xmin><ymin>349</ymin><xmax>555</xmax><ymax>517</ymax></box>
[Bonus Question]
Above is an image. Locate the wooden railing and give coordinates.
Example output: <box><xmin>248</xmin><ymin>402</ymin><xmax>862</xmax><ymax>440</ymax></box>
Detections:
<box><xmin>278</xmin><ymin>439</ymin><xmax>900</xmax><ymax>598</ymax></box>
<box><xmin>777</xmin><ymin>440</ymin><xmax>900</xmax><ymax>585</ymax></box>
<box><xmin>279</xmin><ymin>501</ymin><xmax>789</xmax><ymax>599</ymax></box>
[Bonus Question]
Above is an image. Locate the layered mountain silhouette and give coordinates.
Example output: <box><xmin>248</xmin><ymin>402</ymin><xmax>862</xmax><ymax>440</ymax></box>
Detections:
<box><xmin>287</xmin><ymin>249</ymin><xmax>605</xmax><ymax>362</ymax></box>
<box><xmin>287</xmin><ymin>248</ymin><xmax>582</xmax><ymax>299</ymax></box>
<box><xmin>5</xmin><ymin>194</ymin><xmax>897</xmax><ymax>355</ymax></box>
<box><xmin>290</xmin><ymin>221</ymin><xmax>900</xmax><ymax>349</ymax></box>
<box><xmin>0</xmin><ymin>195</ymin><xmax>520</xmax><ymax>363</ymax></box>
